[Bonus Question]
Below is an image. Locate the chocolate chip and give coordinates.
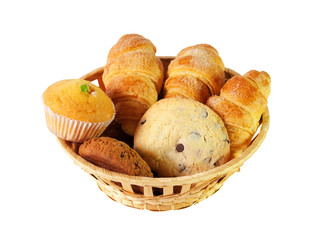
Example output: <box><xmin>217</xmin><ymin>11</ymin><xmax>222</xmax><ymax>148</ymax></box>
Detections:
<box><xmin>204</xmin><ymin>157</ymin><xmax>212</xmax><ymax>164</ymax></box>
<box><xmin>178</xmin><ymin>163</ymin><xmax>186</xmax><ymax>172</ymax></box>
<box><xmin>140</xmin><ymin>119</ymin><xmax>146</xmax><ymax>125</ymax></box>
<box><xmin>201</xmin><ymin>110</ymin><xmax>208</xmax><ymax>118</ymax></box>
<box><xmin>176</xmin><ymin>143</ymin><xmax>184</xmax><ymax>152</ymax></box>
<box><xmin>224</xmin><ymin>139</ymin><xmax>230</xmax><ymax>144</ymax></box>
<box><xmin>120</xmin><ymin>152</ymin><xmax>125</xmax><ymax>158</ymax></box>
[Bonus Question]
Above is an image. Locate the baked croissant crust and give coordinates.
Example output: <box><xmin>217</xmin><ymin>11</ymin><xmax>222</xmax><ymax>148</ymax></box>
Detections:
<box><xmin>102</xmin><ymin>34</ymin><xmax>164</xmax><ymax>136</ymax></box>
<box><xmin>206</xmin><ymin>70</ymin><xmax>271</xmax><ymax>158</ymax></box>
<box><xmin>164</xmin><ymin>44</ymin><xmax>225</xmax><ymax>103</ymax></box>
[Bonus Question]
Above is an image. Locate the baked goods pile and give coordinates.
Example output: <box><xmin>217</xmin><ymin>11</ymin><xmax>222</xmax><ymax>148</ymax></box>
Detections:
<box><xmin>42</xmin><ymin>34</ymin><xmax>271</xmax><ymax>178</ymax></box>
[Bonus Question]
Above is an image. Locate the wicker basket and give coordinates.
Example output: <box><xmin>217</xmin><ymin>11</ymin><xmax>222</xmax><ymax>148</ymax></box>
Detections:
<box><xmin>57</xmin><ymin>57</ymin><xmax>270</xmax><ymax>211</ymax></box>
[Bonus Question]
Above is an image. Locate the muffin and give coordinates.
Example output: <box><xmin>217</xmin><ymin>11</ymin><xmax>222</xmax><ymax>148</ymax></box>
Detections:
<box><xmin>79</xmin><ymin>137</ymin><xmax>153</xmax><ymax>177</ymax></box>
<box><xmin>42</xmin><ymin>79</ymin><xmax>115</xmax><ymax>142</ymax></box>
<box><xmin>134</xmin><ymin>98</ymin><xmax>230</xmax><ymax>177</ymax></box>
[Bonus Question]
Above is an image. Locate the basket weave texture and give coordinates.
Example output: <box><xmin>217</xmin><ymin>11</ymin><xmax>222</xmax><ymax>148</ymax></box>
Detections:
<box><xmin>57</xmin><ymin>57</ymin><xmax>270</xmax><ymax>211</ymax></box>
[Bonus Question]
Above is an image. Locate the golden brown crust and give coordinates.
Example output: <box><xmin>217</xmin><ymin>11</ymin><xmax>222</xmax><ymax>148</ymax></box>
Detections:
<box><xmin>206</xmin><ymin>96</ymin><xmax>255</xmax><ymax>158</ymax></box>
<box><xmin>106</xmin><ymin>34</ymin><xmax>156</xmax><ymax>64</ymax></box>
<box><xmin>113</xmin><ymin>100</ymin><xmax>149</xmax><ymax>136</ymax></box>
<box><xmin>79</xmin><ymin>137</ymin><xmax>153</xmax><ymax>177</ymax></box>
<box><xmin>206</xmin><ymin>71</ymin><xmax>271</xmax><ymax>158</ymax></box>
<box><xmin>103</xmin><ymin>52</ymin><xmax>163</xmax><ymax>93</ymax></box>
<box><xmin>177</xmin><ymin>44</ymin><xmax>225</xmax><ymax>71</ymax></box>
<box><xmin>206</xmin><ymin>96</ymin><xmax>257</xmax><ymax>133</ymax></box>
<box><xmin>102</xmin><ymin>34</ymin><xmax>163</xmax><ymax>136</ymax></box>
<box><xmin>164</xmin><ymin>44</ymin><xmax>225</xmax><ymax>103</ymax></box>
<box><xmin>244</xmin><ymin>70</ymin><xmax>271</xmax><ymax>99</ymax></box>
<box><xmin>163</xmin><ymin>75</ymin><xmax>211</xmax><ymax>103</ymax></box>
<box><xmin>103</xmin><ymin>74</ymin><xmax>157</xmax><ymax>107</ymax></box>
<box><xmin>220</xmin><ymin>75</ymin><xmax>267</xmax><ymax>119</ymax></box>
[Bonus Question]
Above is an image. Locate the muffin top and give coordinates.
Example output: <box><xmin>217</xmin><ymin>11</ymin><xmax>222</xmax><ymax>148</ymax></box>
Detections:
<box><xmin>42</xmin><ymin>79</ymin><xmax>115</xmax><ymax>123</ymax></box>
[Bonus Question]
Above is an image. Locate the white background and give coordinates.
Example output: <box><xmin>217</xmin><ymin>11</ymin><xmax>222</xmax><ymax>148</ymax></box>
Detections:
<box><xmin>1</xmin><ymin>0</ymin><xmax>317</xmax><ymax>239</ymax></box>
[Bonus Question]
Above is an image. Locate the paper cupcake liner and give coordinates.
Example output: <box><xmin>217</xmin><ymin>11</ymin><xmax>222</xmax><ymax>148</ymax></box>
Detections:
<box><xmin>43</xmin><ymin>104</ymin><xmax>113</xmax><ymax>143</ymax></box>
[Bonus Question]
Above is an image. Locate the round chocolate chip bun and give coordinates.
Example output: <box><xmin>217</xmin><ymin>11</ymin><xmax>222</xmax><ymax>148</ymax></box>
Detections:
<box><xmin>133</xmin><ymin>98</ymin><xmax>230</xmax><ymax>177</ymax></box>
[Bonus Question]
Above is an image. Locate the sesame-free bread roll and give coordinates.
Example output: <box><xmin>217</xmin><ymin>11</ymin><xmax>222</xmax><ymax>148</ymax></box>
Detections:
<box><xmin>134</xmin><ymin>98</ymin><xmax>230</xmax><ymax>177</ymax></box>
<box><xmin>206</xmin><ymin>70</ymin><xmax>271</xmax><ymax>158</ymax></box>
<box><xmin>164</xmin><ymin>44</ymin><xmax>225</xmax><ymax>103</ymax></box>
<box><xmin>102</xmin><ymin>34</ymin><xmax>164</xmax><ymax>136</ymax></box>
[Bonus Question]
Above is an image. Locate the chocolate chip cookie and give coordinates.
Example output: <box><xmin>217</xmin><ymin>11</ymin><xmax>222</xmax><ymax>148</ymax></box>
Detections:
<box><xmin>79</xmin><ymin>137</ymin><xmax>153</xmax><ymax>177</ymax></box>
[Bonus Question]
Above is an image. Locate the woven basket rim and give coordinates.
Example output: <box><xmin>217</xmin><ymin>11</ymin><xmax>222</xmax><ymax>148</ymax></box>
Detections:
<box><xmin>57</xmin><ymin>107</ymin><xmax>269</xmax><ymax>185</ymax></box>
<box><xmin>56</xmin><ymin>57</ymin><xmax>270</xmax><ymax>186</ymax></box>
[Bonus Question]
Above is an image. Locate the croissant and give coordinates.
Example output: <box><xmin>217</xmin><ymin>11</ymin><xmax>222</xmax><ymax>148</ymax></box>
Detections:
<box><xmin>164</xmin><ymin>44</ymin><xmax>225</xmax><ymax>103</ymax></box>
<box><xmin>206</xmin><ymin>70</ymin><xmax>271</xmax><ymax>158</ymax></box>
<box><xmin>102</xmin><ymin>34</ymin><xmax>164</xmax><ymax>136</ymax></box>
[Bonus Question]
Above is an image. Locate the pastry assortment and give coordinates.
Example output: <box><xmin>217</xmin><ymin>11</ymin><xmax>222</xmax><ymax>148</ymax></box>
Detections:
<box><xmin>42</xmin><ymin>33</ymin><xmax>271</xmax><ymax>178</ymax></box>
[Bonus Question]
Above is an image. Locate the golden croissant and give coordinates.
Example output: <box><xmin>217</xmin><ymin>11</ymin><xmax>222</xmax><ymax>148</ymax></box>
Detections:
<box><xmin>102</xmin><ymin>34</ymin><xmax>164</xmax><ymax>136</ymax></box>
<box><xmin>164</xmin><ymin>44</ymin><xmax>225</xmax><ymax>103</ymax></box>
<box><xmin>206</xmin><ymin>70</ymin><xmax>271</xmax><ymax>158</ymax></box>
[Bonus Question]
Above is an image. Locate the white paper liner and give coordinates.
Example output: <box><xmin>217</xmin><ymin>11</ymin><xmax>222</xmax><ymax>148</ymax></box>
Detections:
<box><xmin>43</xmin><ymin>104</ymin><xmax>114</xmax><ymax>143</ymax></box>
